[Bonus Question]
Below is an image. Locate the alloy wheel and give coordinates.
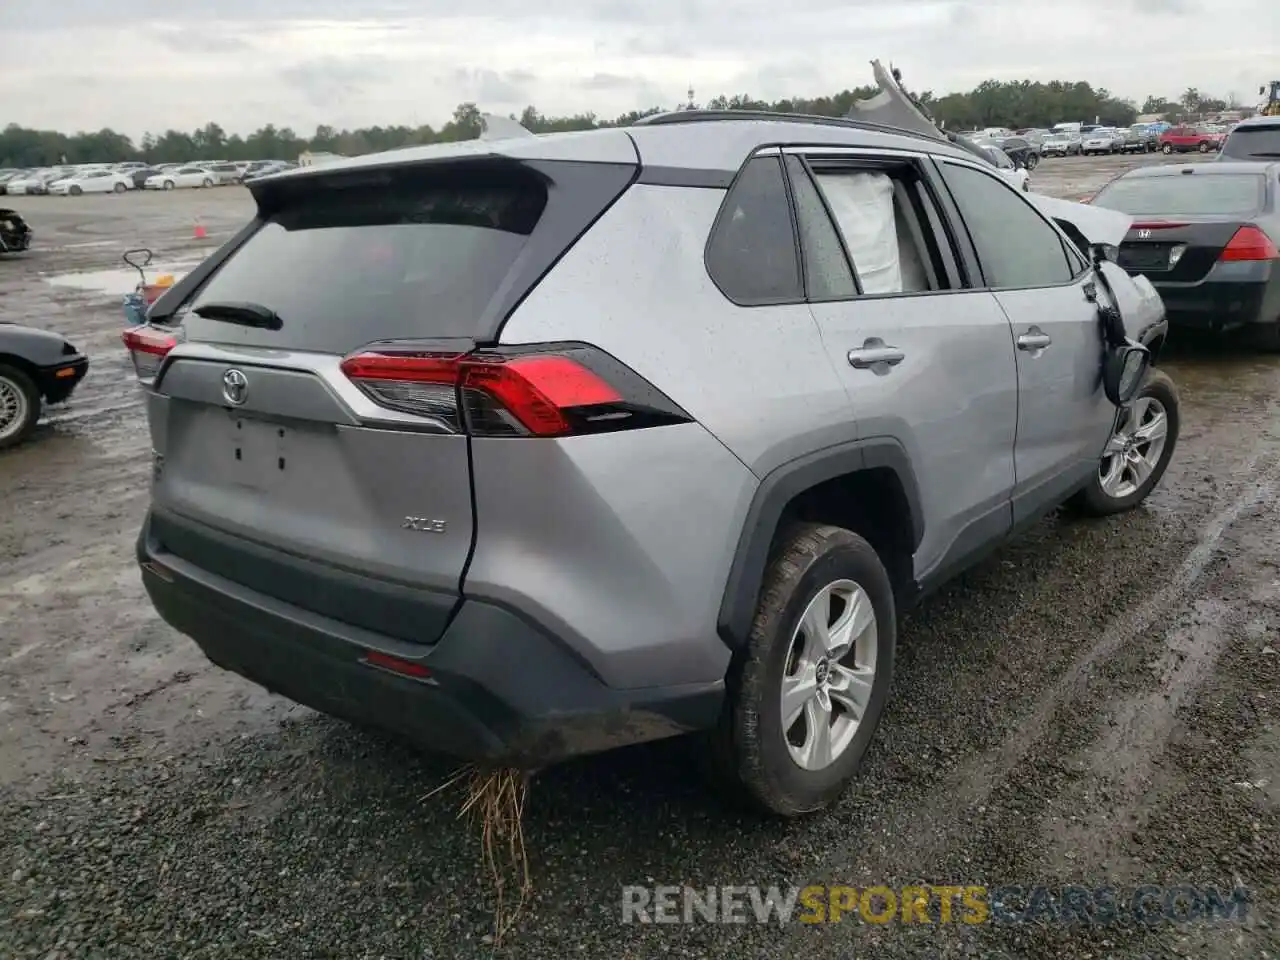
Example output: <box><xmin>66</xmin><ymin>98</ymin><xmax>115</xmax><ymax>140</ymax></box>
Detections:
<box><xmin>1099</xmin><ymin>395</ymin><xmax>1169</xmax><ymax>499</ymax></box>
<box><xmin>780</xmin><ymin>579</ymin><xmax>878</xmax><ymax>772</ymax></box>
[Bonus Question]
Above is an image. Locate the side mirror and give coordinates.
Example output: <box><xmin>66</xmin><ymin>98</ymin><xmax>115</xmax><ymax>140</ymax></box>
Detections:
<box><xmin>1103</xmin><ymin>340</ymin><xmax>1151</xmax><ymax>406</ymax></box>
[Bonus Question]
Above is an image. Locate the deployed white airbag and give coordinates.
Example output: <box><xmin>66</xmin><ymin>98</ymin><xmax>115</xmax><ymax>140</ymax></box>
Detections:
<box><xmin>816</xmin><ymin>172</ymin><xmax>902</xmax><ymax>294</ymax></box>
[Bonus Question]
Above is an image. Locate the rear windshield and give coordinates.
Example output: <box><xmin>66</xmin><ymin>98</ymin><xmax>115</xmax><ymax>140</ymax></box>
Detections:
<box><xmin>1221</xmin><ymin>125</ymin><xmax>1280</xmax><ymax>160</ymax></box>
<box><xmin>1091</xmin><ymin>174</ymin><xmax>1266</xmax><ymax>217</ymax></box>
<box><xmin>184</xmin><ymin>169</ymin><xmax>548</xmax><ymax>352</ymax></box>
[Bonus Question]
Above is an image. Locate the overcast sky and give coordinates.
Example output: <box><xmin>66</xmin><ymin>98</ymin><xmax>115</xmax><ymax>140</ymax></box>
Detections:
<box><xmin>1</xmin><ymin>0</ymin><xmax>1275</xmax><ymax>138</ymax></box>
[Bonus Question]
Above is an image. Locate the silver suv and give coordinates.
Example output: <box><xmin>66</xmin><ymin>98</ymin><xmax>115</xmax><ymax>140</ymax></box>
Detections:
<box><xmin>126</xmin><ymin>106</ymin><xmax>1178</xmax><ymax>817</ymax></box>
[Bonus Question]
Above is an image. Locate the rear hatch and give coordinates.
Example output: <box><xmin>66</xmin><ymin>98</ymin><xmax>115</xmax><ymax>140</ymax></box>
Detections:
<box><xmin>1090</xmin><ymin>169</ymin><xmax>1271</xmax><ymax>281</ymax></box>
<box><xmin>137</xmin><ymin>144</ymin><xmax>638</xmax><ymax>644</ymax></box>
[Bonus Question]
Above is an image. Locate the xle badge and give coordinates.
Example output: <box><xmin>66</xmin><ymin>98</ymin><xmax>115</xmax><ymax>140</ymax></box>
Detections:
<box><xmin>402</xmin><ymin>517</ymin><xmax>448</xmax><ymax>533</ymax></box>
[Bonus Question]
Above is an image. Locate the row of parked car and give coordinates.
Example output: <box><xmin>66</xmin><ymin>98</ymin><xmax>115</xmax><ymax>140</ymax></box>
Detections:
<box><xmin>0</xmin><ymin>159</ymin><xmax>298</xmax><ymax>196</ymax></box>
<box><xmin>963</xmin><ymin>122</ymin><xmax>1234</xmax><ymax>161</ymax></box>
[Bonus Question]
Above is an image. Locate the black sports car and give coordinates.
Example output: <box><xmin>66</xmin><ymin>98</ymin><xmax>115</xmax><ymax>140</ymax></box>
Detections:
<box><xmin>0</xmin><ymin>323</ymin><xmax>89</xmax><ymax>449</ymax></box>
<box><xmin>0</xmin><ymin>207</ymin><xmax>31</xmax><ymax>254</ymax></box>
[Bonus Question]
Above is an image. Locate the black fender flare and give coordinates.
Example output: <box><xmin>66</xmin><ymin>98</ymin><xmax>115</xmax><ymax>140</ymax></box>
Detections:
<box><xmin>716</xmin><ymin>437</ymin><xmax>924</xmax><ymax>649</ymax></box>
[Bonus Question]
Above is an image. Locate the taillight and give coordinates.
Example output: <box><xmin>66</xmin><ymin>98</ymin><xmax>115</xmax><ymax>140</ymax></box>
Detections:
<box><xmin>122</xmin><ymin>324</ymin><xmax>178</xmax><ymax>382</ymax></box>
<box><xmin>1219</xmin><ymin>225</ymin><xmax>1280</xmax><ymax>262</ymax></box>
<box><xmin>340</xmin><ymin>343</ymin><xmax>691</xmax><ymax>438</ymax></box>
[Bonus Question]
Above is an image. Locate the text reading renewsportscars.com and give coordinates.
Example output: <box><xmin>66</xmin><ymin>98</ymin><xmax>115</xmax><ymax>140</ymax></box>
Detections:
<box><xmin>620</xmin><ymin>884</ymin><xmax>1251</xmax><ymax>925</ymax></box>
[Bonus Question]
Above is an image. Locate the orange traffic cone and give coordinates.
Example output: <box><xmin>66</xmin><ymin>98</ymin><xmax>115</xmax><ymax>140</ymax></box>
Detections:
<box><xmin>193</xmin><ymin>218</ymin><xmax>207</xmax><ymax>240</ymax></box>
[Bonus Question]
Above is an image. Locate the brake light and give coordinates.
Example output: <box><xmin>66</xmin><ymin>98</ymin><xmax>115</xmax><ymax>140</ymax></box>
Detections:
<box><xmin>1130</xmin><ymin>221</ymin><xmax>1188</xmax><ymax>230</ymax></box>
<box><xmin>122</xmin><ymin>324</ymin><xmax>178</xmax><ymax>381</ymax></box>
<box><xmin>340</xmin><ymin>344</ymin><xmax>690</xmax><ymax>438</ymax></box>
<box><xmin>1219</xmin><ymin>225</ymin><xmax>1280</xmax><ymax>262</ymax></box>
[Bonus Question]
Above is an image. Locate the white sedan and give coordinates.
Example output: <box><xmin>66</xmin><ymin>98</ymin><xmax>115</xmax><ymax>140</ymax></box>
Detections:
<box><xmin>973</xmin><ymin>144</ymin><xmax>1032</xmax><ymax>191</ymax></box>
<box><xmin>49</xmin><ymin>170</ymin><xmax>133</xmax><ymax>196</ymax></box>
<box><xmin>143</xmin><ymin>166</ymin><xmax>215</xmax><ymax>190</ymax></box>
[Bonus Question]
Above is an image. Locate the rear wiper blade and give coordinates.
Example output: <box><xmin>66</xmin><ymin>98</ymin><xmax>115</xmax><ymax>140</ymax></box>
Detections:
<box><xmin>191</xmin><ymin>300</ymin><xmax>282</xmax><ymax>330</ymax></box>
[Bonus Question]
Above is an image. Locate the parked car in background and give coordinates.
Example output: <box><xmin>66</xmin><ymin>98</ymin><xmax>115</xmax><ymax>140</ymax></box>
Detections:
<box><xmin>967</xmin><ymin>140</ymin><xmax>1033</xmax><ymax>189</ymax></box>
<box><xmin>1082</xmin><ymin>128</ymin><xmax>1119</xmax><ymax>155</ymax></box>
<box><xmin>203</xmin><ymin>162</ymin><xmax>242</xmax><ymax>186</ymax></box>
<box><xmin>0</xmin><ymin>322</ymin><xmax>90</xmax><ymax>449</ymax></box>
<box><xmin>1117</xmin><ymin>129</ymin><xmax>1149</xmax><ymax>154</ymax></box>
<box><xmin>239</xmin><ymin>160</ymin><xmax>296</xmax><ymax>182</ymax></box>
<box><xmin>994</xmin><ymin>136</ymin><xmax>1041</xmax><ymax>170</ymax></box>
<box><xmin>0</xmin><ymin>207</ymin><xmax>32</xmax><ymax>253</ymax></box>
<box><xmin>144</xmin><ymin>166</ymin><xmax>215</xmax><ymax>190</ymax></box>
<box><xmin>1128</xmin><ymin>124</ymin><xmax>1160</xmax><ymax>152</ymax></box>
<box><xmin>125</xmin><ymin>166</ymin><xmax>165</xmax><ymax>189</ymax></box>
<box><xmin>1159</xmin><ymin>126</ymin><xmax>1222</xmax><ymax>154</ymax></box>
<box><xmin>1091</xmin><ymin>161</ymin><xmax>1280</xmax><ymax>349</ymax></box>
<box><xmin>1041</xmin><ymin>132</ymin><xmax>1082</xmax><ymax>157</ymax></box>
<box><xmin>1218</xmin><ymin>115</ymin><xmax>1280</xmax><ymax>161</ymax></box>
<box><xmin>49</xmin><ymin>169</ymin><xmax>133</xmax><ymax>195</ymax></box>
<box><xmin>5</xmin><ymin>170</ymin><xmax>65</xmax><ymax>196</ymax></box>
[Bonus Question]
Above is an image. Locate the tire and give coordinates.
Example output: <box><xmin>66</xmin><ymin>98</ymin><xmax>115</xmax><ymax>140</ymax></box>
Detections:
<box><xmin>113</xmin><ymin>181</ymin><xmax>126</xmax><ymax>193</ymax></box>
<box><xmin>1067</xmin><ymin>369</ymin><xmax>1180</xmax><ymax>517</ymax></box>
<box><xmin>1025</xmin><ymin>154</ymin><xmax>1039</xmax><ymax>171</ymax></box>
<box><xmin>203</xmin><ymin>178</ymin><xmax>213</xmax><ymax>188</ymax></box>
<box><xmin>1198</xmin><ymin>141</ymin><xmax>1210</xmax><ymax>153</ymax></box>
<box><xmin>163</xmin><ymin>180</ymin><xmax>175</xmax><ymax>190</ymax></box>
<box><xmin>1162</xmin><ymin>143</ymin><xmax>1173</xmax><ymax>155</ymax></box>
<box><xmin>708</xmin><ymin>523</ymin><xmax>896</xmax><ymax>817</ymax></box>
<box><xmin>69</xmin><ymin>185</ymin><xmax>82</xmax><ymax>196</ymax></box>
<box><xmin>0</xmin><ymin>363</ymin><xmax>42</xmax><ymax>451</ymax></box>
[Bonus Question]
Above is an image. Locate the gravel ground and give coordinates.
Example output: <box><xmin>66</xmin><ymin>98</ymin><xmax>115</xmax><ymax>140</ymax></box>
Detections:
<box><xmin>1</xmin><ymin>154</ymin><xmax>1278</xmax><ymax>960</ymax></box>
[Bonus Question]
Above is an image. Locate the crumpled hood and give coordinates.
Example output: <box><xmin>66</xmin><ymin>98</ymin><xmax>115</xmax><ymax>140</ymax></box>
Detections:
<box><xmin>1026</xmin><ymin>193</ymin><xmax>1133</xmax><ymax>249</ymax></box>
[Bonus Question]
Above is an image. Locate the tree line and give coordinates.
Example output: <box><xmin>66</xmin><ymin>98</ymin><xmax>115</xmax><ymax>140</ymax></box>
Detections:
<box><xmin>0</xmin><ymin>80</ymin><xmax>1250</xmax><ymax>168</ymax></box>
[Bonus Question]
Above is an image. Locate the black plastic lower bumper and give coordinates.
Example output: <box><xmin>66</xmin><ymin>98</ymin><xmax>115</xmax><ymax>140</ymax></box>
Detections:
<box><xmin>137</xmin><ymin>511</ymin><xmax>723</xmax><ymax>766</ymax></box>
<box><xmin>1152</xmin><ymin>279</ymin><xmax>1278</xmax><ymax>332</ymax></box>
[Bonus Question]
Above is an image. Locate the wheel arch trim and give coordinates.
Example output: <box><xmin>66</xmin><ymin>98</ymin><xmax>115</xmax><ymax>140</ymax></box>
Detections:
<box><xmin>716</xmin><ymin>437</ymin><xmax>924</xmax><ymax>649</ymax></box>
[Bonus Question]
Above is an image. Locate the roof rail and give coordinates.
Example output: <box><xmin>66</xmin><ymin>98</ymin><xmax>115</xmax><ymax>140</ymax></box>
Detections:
<box><xmin>631</xmin><ymin>109</ymin><xmax>947</xmax><ymax>145</ymax></box>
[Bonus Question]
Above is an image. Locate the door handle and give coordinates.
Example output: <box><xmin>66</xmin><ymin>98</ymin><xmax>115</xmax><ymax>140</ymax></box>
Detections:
<box><xmin>1017</xmin><ymin>329</ymin><xmax>1053</xmax><ymax>351</ymax></box>
<box><xmin>848</xmin><ymin>340</ymin><xmax>905</xmax><ymax>369</ymax></box>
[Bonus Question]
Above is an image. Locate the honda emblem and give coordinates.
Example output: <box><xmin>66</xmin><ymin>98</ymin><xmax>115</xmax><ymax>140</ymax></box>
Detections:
<box><xmin>1137</xmin><ymin>229</ymin><xmax>1152</xmax><ymax>239</ymax></box>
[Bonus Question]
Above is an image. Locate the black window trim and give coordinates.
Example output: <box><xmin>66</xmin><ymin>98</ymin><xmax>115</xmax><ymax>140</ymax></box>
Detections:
<box><xmin>782</xmin><ymin>154</ymin><xmax>864</xmax><ymax>300</ymax></box>
<box><xmin>702</xmin><ymin>148</ymin><xmax>806</xmax><ymax>308</ymax></box>
<box><xmin>784</xmin><ymin>151</ymin><xmax>966</xmax><ymax>304</ymax></box>
<box><xmin>933</xmin><ymin>157</ymin><xmax>1089</xmax><ymax>293</ymax></box>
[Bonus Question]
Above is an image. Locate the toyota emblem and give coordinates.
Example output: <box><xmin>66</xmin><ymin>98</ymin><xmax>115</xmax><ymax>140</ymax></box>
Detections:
<box><xmin>222</xmin><ymin>368</ymin><xmax>248</xmax><ymax>406</ymax></box>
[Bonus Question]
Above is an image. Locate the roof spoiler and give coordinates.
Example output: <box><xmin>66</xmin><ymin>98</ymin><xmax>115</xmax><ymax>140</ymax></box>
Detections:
<box><xmin>480</xmin><ymin>113</ymin><xmax>535</xmax><ymax>141</ymax></box>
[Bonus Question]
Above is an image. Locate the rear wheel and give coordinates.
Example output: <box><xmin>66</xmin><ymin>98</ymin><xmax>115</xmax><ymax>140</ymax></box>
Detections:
<box><xmin>0</xmin><ymin>363</ymin><xmax>41</xmax><ymax>450</ymax></box>
<box><xmin>709</xmin><ymin>523</ymin><xmax>896</xmax><ymax>817</ymax></box>
<box><xmin>1067</xmin><ymin>369</ymin><xmax>1179</xmax><ymax>517</ymax></box>
<box><xmin>113</xmin><ymin>181</ymin><xmax>126</xmax><ymax>193</ymax></box>
<box><xmin>163</xmin><ymin>180</ymin><xmax>175</xmax><ymax>190</ymax></box>
<box><xmin>69</xmin><ymin>185</ymin><xmax>82</xmax><ymax>196</ymax></box>
<box><xmin>1025</xmin><ymin>153</ymin><xmax>1039</xmax><ymax>171</ymax></box>
<box><xmin>203</xmin><ymin>178</ymin><xmax>213</xmax><ymax>188</ymax></box>
<box><xmin>1162</xmin><ymin>143</ymin><xmax>1174</xmax><ymax>154</ymax></box>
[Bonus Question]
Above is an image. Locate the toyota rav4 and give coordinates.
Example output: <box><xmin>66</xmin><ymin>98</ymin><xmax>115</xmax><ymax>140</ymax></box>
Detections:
<box><xmin>126</xmin><ymin>66</ymin><xmax>1177</xmax><ymax>817</ymax></box>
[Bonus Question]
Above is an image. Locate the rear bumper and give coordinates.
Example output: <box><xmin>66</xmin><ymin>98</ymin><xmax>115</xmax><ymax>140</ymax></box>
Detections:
<box><xmin>1150</xmin><ymin>267</ymin><xmax>1280</xmax><ymax>332</ymax></box>
<box><xmin>137</xmin><ymin>511</ymin><xmax>723</xmax><ymax>766</ymax></box>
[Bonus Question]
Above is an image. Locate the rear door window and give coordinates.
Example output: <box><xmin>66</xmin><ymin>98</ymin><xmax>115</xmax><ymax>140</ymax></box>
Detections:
<box><xmin>705</xmin><ymin>155</ymin><xmax>803</xmax><ymax>305</ymax></box>
<box><xmin>184</xmin><ymin>169</ymin><xmax>549</xmax><ymax>352</ymax></box>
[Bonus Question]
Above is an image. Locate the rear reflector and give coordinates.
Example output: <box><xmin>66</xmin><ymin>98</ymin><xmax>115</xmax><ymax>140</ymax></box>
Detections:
<box><xmin>363</xmin><ymin>650</ymin><xmax>432</xmax><ymax>680</ymax></box>
<box><xmin>340</xmin><ymin>344</ymin><xmax>687</xmax><ymax>438</ymax></box>
<box><xmin>122</xmin><ymin>324</ymin><xmax>178</xmax><ymax>381</ymax></box>
<box><xmin>1220</xmin><ymin>225</ymin><xmax>1280</xmax><ymax>262</ymax></box>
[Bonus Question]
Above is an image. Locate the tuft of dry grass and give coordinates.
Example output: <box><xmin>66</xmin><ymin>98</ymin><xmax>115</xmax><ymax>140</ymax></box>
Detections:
<box><xmin>426</xmin><ymin>765</ymin><xmax>532</xmax><ymax>944</ymax></box>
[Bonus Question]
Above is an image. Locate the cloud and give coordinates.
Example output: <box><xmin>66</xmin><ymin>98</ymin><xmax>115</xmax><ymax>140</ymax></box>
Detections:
<box><xmin>0</xmin><ymin>0</ymin><xmax>1273</xmax><ymax>139</ymax></box>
